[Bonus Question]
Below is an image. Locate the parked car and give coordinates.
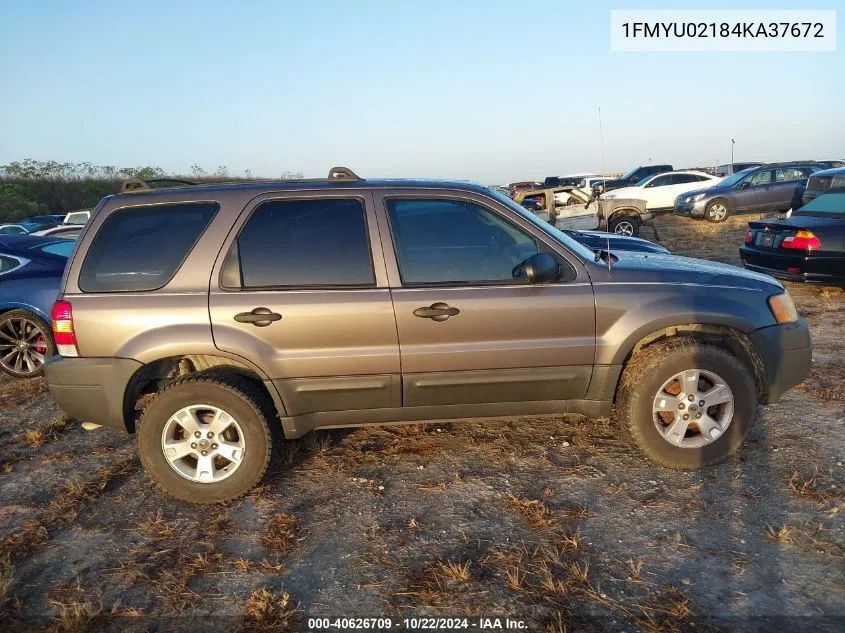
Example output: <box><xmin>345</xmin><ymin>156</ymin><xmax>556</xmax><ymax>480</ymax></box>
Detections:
<box><xmin>44</xmin><ymin>169</ymin><xmax>810</xmax><ymax>502</ymax></box>
<box><xmin>740</xmin><ymin>190</ymin><xmax>845</xmax><ymax>284</ymax></box>
<box><xmin>674</xmin><ymin>162</ymin><xmax>821</xmax><ymax>223</ymax></box>
<box><xmin>577</xmin><ymin>176</ymin><xmax>608</xmax><ymax>196</ymax></box>
<box><xmin>508</xmin><ymin>181</ymin><xmax>540</xmax><ymax>196</ymax></box>
<box><xmin>562</xmin><ymin>230</ymin><xmax>670</xmax><ymax>255</ymax></box>
<box><xmin>602</xmin><ymin>171</ymin><xmax>722</xmax><ymax>214</ymax></box>
<box><xmin>715</xmin><ymin>163</ymin><xmax>763</xmax><ymax>177</ymax></box>
<box><xmin>63</xmin><ymin>209</ymin><xmax>92</xmax><ymax>225</ymax></box>
<box><xmin>801</xmin><ymin>167</ymin><xmax>845</xmax><ymax>206</ymax></box>
<box><xmin>0</xmin><ymin>236</ymin><xmax>75</xmax><ymax>377</ymax></box>
<box><xmin>592</xmin><ymin>164</ymin><xmax>673</xmax><ymax>196</ymax></box>
<box><xmin>31</xmin><ymin>225</ymin><xmax>83</xmax><ymax>239</ymax></box>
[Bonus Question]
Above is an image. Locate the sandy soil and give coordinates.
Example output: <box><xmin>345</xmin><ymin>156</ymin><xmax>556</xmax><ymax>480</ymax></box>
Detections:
<box><xmin>0</xmin><ymin>214</ymin><xmax>842</xmax><ymax>633</ymax></box>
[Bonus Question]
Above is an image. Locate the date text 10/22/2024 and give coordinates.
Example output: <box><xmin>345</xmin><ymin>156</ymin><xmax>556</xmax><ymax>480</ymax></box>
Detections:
<box><xmin>307</xmin><ymin>617</ymin><xmax>528</xmax><ymax>630</ymax></box>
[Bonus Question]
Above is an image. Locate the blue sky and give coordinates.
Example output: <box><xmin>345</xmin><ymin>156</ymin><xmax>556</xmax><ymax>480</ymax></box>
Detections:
<box><xmin>0</xmin><ymin>0</ymin><xmax>842</xmax><ymax>183</ymax></box>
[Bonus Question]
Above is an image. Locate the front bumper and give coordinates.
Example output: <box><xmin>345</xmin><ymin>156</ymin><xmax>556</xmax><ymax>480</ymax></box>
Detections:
<box><xmin>749</xmin><ymin>319</ymin><xmax>812</xmax><ymax>404</ymax></box>
<box><xmin>44</xmin><ymin>356</ymin><xmax>143</xmax><ymax>432</ymax></box>
<box><xmin>674</xmin><ymin>198</ymin><xmax>707</xmax><ymax>218</ymax></box>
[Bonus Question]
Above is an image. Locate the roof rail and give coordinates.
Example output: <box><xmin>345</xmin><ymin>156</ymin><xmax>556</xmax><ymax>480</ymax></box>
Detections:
<box><xmin>327</xmin><ymin>166</ymin><xmax>362</xmax><ymax>182</ymax></box>
<box><xmin>122</xmin><ymin>177</ymin><xmax>198</xmax><ymax>192</ymax></box>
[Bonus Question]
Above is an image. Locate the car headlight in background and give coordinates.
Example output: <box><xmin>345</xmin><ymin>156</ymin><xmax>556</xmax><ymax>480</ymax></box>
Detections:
<box><xmin>690</xmin><ymin>193</ymin><xmax>706</xmax><ymax>202</ymax></box>
<box><xmin>768</xmin><ymin>291</ymin><xmax>799</xmax><ymax>324</ymax></box>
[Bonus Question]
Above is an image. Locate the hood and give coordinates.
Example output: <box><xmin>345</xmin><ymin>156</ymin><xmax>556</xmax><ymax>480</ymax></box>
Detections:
<box><xmin>679</xmin><ymin>183</ymin><xmax>729</xmax><ymax>199</ymax></box>
<box><xmin>604</xmin><ymin>186</ymin><xmax>637</xmax><ymax>198</ymax></box>
<box><xmin>592</xmin><ymin>251</ymin><xmax>783</xmax><ymax>291</ymax></box>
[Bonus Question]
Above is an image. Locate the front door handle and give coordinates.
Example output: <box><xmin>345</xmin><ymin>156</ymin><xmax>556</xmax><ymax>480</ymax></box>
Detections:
<box><xmin>413</xmin><ymin>302</ymin><xmax>460</xmax><ymax>322</ymax></box>
<box><xmin>234</xmin><ymin>307</ymin><xmax>282</xmax><ymax>327</ymax></box>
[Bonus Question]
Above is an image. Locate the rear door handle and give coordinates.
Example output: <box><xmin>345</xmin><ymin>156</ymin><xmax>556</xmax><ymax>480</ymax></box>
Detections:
<box><xmin>413</xmin><ymin>302</ymin><xmax>460</xmax><ymax>322</ymax></box>
<box><xmin>234</xmin><ymin>307</ymin><xmax>282</xmax><ymax>327</ymax></box>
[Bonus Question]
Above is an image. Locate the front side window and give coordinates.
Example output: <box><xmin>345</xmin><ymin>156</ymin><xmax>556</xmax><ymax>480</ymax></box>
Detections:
<box><xmin>79</xmin><ymin>202</ymin><xmax>218</xmax><ymax>292</ymax></box>
<box><xmin>234</xmin><ymin>198</ymin><xmax>374</xmax><ymax>288</ymax></box>
<box><xmin>749</xmin><ymin>170</ymin><xmax>772</xmax><ymax>187</ymax></box>
<box><xmin>387</xmin><ymin>198</ymin><xmax>539</xmax><ymax>285</ymax></box>
<box><xmin>647</xmin><ymin>175</ymin><xmax>671</xmax><ymax>188</ymax></box>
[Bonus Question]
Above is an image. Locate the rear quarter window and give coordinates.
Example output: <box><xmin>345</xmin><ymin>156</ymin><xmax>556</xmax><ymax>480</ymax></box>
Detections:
<box><xmin>79</xmin><ymin>202</ymin><xmax>218</xmax><ymax>292</ymax></box>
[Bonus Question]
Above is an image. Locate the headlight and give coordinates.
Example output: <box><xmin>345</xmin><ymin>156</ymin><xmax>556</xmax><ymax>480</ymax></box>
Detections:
<box><xmin>768</xmin><ymin>291</ymin><xmax>799</xmax><ymax>324</ymax></box>
<box><xmin>691</xmin><ymin>193</ymin><xmax>706</xmax><ymax>202</ymax></box>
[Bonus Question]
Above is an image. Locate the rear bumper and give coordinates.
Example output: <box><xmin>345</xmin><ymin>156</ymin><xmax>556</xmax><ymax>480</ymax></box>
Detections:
<box><xmin>44</xmin><ymin>356</ymin><xmax>142</xmax><ymax>432</ymax></box>
<box><xmin>749</xmin><ymin>319</ymin><xmax>812</xmax><ymax>404</ymax></box>
<box><xmin>739</xmin><ymin>246</ymin><xmax>845</xmax><ymax>284</ymax></box>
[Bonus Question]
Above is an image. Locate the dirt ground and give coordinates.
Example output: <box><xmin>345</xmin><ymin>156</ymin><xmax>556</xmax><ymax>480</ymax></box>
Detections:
<box><xmin>0</xmin><ymin>214</ymin><xmax>842</xmax><ymax>633</ymax></box>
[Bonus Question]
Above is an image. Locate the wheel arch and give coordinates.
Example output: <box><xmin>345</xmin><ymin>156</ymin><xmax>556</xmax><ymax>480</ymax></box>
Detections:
<box><xmin>612</xmin><ymin>323</ymin><xmax>767</xmax><ymax>404</ymax></box>
<box><xmin>122</xmin><ymin>353</ymin><xmax>286</xmax><ymax>433</ymax></box>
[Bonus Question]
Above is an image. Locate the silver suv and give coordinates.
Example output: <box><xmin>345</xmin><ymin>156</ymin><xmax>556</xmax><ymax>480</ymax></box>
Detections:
<box><xmin>45</xmin><ymin>168</ymin><xmax>812</xmax><ymax>503</ymax></box>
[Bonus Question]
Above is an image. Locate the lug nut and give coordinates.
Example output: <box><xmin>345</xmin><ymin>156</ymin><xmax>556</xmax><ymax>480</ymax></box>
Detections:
<box><xmin>688</xmin><ymin>395</ymin><xmax>695</xmax><ymax>402</ymax></box>
<box><xmin>682</xmin><ymin>414</ymin><xmax>690</xmax><ymax>420</ymax></box>
<box><xmin>678</xmin><ymin>403</ymin><xmax>685</xmax><ymax>409</ymax></box>
<box><xmin>207</xmin><ymin>431</ymin><xmax>214</xmax><ymax>438</ymax></box>
<box><xmin>696</xmin><ymin>413</ymin><xmax>702</xmax><ymax>419</ymax></box>
<box><xmin>191</xmin><ymin>442</ymin><xmax>197</xmax><ymax>449</ymax></box>
<box><xmin>211</xmin><ymin>443</ymin><xmax>218</xmax><ymax>449</ymax></box>
<box><xmin>201</xmin><ymin>450</ymin><xmax>208</xmax><ymax>456</ymax></box>
<box><xmin>194</xmin><ymin>431</ymin><xmax>201</xmax><ymax>438</ymax></box>
<box><xmin>699</xmin><ymin>400</ymin><xmax>705</xmax><ymax>407</ymax></box>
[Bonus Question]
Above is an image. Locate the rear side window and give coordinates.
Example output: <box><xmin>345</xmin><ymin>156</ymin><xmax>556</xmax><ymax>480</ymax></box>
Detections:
<box><xmin>79</xmin><ymin>202</ymin><xmax>218</xmax><ymax>292</ymax></box>
<box><xmin>232</xmin><ymin>198</ymin><xmax>374</xmax><ymax>288</ymax></box>
<box><xmin>0</xmin><ymin>255</ymin><xmax>22</xmax><ymax>274</ymax></box>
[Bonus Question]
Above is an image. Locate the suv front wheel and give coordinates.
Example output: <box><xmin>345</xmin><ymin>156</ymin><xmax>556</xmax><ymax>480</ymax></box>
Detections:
<box><xmin>705</xmin><ymin>199</ymin><xmax>731</xmax><ymax>223</ymax></box>
<box><xmin>616</xmin><ymin>338</ymin><xmax>757</xmax><ymax>469</ymax></box>
<box><xmin>138</xmin><ymin>375</ymin><xmax>279</xmax><ymax>503</ymax></box>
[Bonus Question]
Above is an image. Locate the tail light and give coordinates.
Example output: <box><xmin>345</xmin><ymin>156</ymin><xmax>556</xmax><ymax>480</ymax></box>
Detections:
<box><xmin>51</xmin><ymin>300</ymin><xmax>79</xmax><ymax>357</ymax></box>
<box><xmin>744</xmin><ymin>227</ymin><xmax>752</xmax><ymax>244</ymax></box>
<box><xmin>781</xmin><ymin>230</ymin><xmax>821</xmax><ymax>251</ymax></box>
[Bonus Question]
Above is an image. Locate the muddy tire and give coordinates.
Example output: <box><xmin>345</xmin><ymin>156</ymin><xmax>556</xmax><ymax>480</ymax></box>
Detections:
<box><xmin>137</xmin><ymin>375</ymin><xmax>280</xmax><ymax>503</ymax></box>
<box><xmin>705</xmin><ymin>199</ymin><xmax>731</xmax><ymax>223</ymax></box>
<box><xmin>615</xmin><ymin>337</ymin><xmax>757</xmax><ymax>469</ymax></box>
<box><xmin>609</xmin><ymin>215</ymin><xmax>641</xmax><ymax>237</ymax></box>
<box><xmin>0</xmin><ymin>309</ymin><xmax>55</xmax><ymax>378</ymax></box>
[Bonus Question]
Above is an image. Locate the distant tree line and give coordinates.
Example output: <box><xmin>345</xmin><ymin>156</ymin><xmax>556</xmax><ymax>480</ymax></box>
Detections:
<box><xmin>0</xmin><ymin>159</ymin><xmax>302</xmax><ymax>224</ymax></box>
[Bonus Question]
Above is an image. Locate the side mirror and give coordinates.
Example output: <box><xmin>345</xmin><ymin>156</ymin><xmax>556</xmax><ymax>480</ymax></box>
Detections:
<box><xmin>514</xmin><ymin>252</ymin><xmax>560</xmax><ymax>284</ymax></box>
<box><xmin>739</xmin><ymin>181</ymin><xmax>751</xmax><ymax>190</ymax></box>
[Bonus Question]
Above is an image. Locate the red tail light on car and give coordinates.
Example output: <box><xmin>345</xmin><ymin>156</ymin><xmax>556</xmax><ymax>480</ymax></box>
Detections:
<box><xmin>51</xmin><ymin>300</ymin><xmax>79</xmax><ymax>357</ymax></box>
<box><xmin>781</xmin><ymin>230</ymin><xmax>821</xmax><ymax>251</ymax></box>
<box><xmin>744</xmin><ymin>227</ymin><xmax>752</xmax><ymax>244</ymax></box>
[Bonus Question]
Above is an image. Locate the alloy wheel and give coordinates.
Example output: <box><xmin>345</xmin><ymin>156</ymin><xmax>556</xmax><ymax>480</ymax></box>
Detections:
<box><xmin>161</xmin><ymin>405</ymin><xmax>246</xmax><ymax>482</ymax></box>
<box><xmin>0</xmin><ymin>317</ymin><xmax>48</xmax><ymax>376</ymax></box>
<box><xmin>652</xmin><ymin>369</ymin><xmax>734</xmax><ymax>448</ymax></box>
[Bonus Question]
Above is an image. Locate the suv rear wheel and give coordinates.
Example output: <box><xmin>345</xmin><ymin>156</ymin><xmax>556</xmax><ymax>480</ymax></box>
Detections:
<box><xmin>616</xmin><ymin>338</ymin><xmax>757</xmax><ymax>469</ymax></box>
<box><xmin>138</xmin><ymin>375</ymin><xmax>279</xmax><ymax>503</ymax></box>
<box><xmin>705</xmin><ymin>199</ymin><xmax>731</xmax><ymax>223</ymax></box>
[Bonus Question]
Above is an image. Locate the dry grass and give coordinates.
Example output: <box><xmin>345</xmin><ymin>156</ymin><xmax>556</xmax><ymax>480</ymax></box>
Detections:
<box><xmin>432</xmin><ymin>560</ymin><xmax>471</xmax><ymax>583</ymax></box>
<box><xmin>797</xmin><ymin>368</ymin><xmax>845</xmax><ymax>401</ymax></box>
<box><xmin>46</xmin><ymin>595</ymin><xmax>104</xmax><ymax>633</ymax></box>
<box><xmin>16</xmin><ymin>416</ymin><xmax>71</xmax><ymax>448</ymax></box>
<box><xmin>0</xmin><ymin>554</ymin><xmax>11</xmax><ymax>607</ymax></box>
<box><xmin>137</xmin><ymin>510</ymin><xmax>177</xmax><ymax>540</ymax></box>
<box><xmin>243</xmin><ymin>589</ymin><xmax>299</xmax><ymax>632</ymax></box>
<box><xmin>0</xmin><ymin>377</ymin><xmax>48</xmax><ymax>407</ymax></box>
<box><xmin>764</xmin><ymin>523</ymin><xmax>795</xmax><ymax>544</ymax></box>
<box><xmin>788</xmin><ymin>469</ymin><xmax>841</xmax><ymax>505</ymax></box>
<box><xmin>261</xmin><ymin>514</ymin><xmax>306</xmax><ymax>557</ymax></box>
<box><xmin>0</xmin><ymin>519</ymin><xmax>49</xmax><ymax>562</ymax></box>
<box><xmin>49</xmin><ymin>454</ymin><xmax>136</xmax><ymax>522</ymax></box>
<box><xmin>507</xmin><ymin>493</ymin><xmax>554</xmax><ymax>529</ymax></box>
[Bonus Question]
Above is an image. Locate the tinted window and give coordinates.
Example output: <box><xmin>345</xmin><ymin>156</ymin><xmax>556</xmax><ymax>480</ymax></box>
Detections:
<box><xmin>80</xmin><ymin>202</ymin><xmax>218</xmax><ymax>292</ymax></box>
<box><xmin>387</xmin><ymin>199</ymin><xmax>538</xmax><ymax>285</ymax></box>
<box><xmin>749</xmin><ymin>170</ymin><xmax>772</xmax><ymax>186</ymax></box>
<box><xmin>236</xmin><ymin>198</ymin><xmax>373</xmax><ymax>288</ymax></box>
<box><xmin>774</xmin><ymin>167</ymin><xmax>806</xmax><ymax>182</ymax></box>
<box><xmin>0</xmin><ymin>226</ymin><xmax>25</xmax><ymax>235</ymax></box>
<box><xmin>648</xmin><ymin>175</ymin><xmax>672</xmax><ymax>187</ymax></box>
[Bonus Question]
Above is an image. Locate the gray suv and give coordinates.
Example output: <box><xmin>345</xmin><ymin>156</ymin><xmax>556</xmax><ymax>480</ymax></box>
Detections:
<box><xmin>45</xmin><ymin>168</ymin><xmax>811</xmax><ymax>503</ymax></box>
<box><xmin>675</xmin><ymin>162</ymin><xmax>820</xmax><ymax>223</ymax></box>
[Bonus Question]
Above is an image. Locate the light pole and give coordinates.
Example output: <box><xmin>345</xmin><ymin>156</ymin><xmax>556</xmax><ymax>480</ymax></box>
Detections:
<box><xmin>731</xmin><ymin>139</ymin><xmax>735</xmax><ymax>165</ymax></box>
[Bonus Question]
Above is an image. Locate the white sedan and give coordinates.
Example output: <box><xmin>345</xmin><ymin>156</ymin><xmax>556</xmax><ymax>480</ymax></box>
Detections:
<box><xmin>601</xmin><ymin>171</ymin><xmax>722</xmax><ymax>212</ymax></box>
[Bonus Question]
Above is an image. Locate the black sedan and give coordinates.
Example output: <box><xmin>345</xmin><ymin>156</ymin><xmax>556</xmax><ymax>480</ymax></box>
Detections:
<box><xmin>740</xmin><ymin>190</ymin><xmax>845</xmax><ymax>284</ymax></box>
<box><xmin>563</xmin><ymin>230</ymin><xmax>670</xmax><ymax>255</ymax></box>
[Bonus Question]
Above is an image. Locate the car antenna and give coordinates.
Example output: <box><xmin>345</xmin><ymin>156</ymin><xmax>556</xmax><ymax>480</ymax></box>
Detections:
<box><xmin>598</xmin><ymin>106</ymin><xmax>611</xmax><ymax>273</ymax></box>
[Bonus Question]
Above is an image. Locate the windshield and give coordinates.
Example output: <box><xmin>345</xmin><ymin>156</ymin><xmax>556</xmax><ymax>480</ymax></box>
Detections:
<box><xmin>798</xmin><ymin>192</ymin><xmax>845</xmax><ymax>215</ymax></box>
<box><xmin>635</xmin><ymin>175</ymin><xmax>652</xmax><ymax>187</ymax></box>
<box><xmin>718</xmin><ymin>167</ymin><xmax>756</xmax><ymax>188</ymax></box>
<box><xmin>486</xmin><ymin>187</ymin><xmax>596</xmax><ymax>261</ymax></box>
<box><xmin>620</xmin><ymin>168</ymin><xmax>640</xmax><ymax>181</ymax></box>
